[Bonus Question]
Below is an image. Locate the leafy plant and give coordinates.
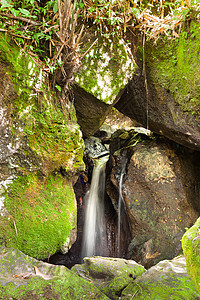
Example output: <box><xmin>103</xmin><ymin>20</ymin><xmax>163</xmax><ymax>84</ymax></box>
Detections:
<box><xmin>0</xmin><ymin>0</ymin><xmax>199</xmax><ymax>94</ymax></box>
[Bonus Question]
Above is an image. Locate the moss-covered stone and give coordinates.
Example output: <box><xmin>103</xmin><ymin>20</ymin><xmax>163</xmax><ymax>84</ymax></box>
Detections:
<box><xmin>182</xmin><ymin>217</ymin><xmax>200</xmax><ymax>294</ymax></box>
<box><xmin>0</xmin><ymin>34</ymin><xmax>84</xmax><ymax>258</ymax></box>
<box><xmin>75</xmin><ymin>33</ymin><xmax>136</xmax><ymax>104</ymax></box>
<box><xmin>145</xmin><ymin>21</ymin><xmax>200</xmax><ymax>122</ymax></box>
<box><xmin>121</xmin><ymin>255</ymin><xmax>200</xmax><ymax>299</ymax></box>
<box><xmin>1</xmin><ymin>174</ymin><xmax>76</xmax><ymax>259</ymax></box>
<box><xmin>0</xmin><ymin>247</ymin><xmax>109</xmax><ymax>299</ymax></box>
<box><xmin>0</xmin><ymin>33</ymin><xmax>85</xmax><ymax>175</ymax></box>
<box><xmin>72</xmin><ymin>256</ymin><xmax>146</xmax><ymax>300</ymax></box>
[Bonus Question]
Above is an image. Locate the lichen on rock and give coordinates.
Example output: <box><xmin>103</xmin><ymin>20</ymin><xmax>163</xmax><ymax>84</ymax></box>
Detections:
<box><xmin>75</xmin><ymin>32</ymin><xmax>137</xmax><ymax>104</ymax></box>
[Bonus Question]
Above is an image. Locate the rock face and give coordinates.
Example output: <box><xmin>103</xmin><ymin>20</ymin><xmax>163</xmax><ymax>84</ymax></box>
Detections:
<box><xmin>72</xmin><ymin>84</ymin><xmax>111</xmax><ymax>137</ymax></box>
<box><xmin>72</xmin><ymin>256</ymin><xmax>146</xmax><ymax>300</ymax></box>
<box><xmin>121</xmin><ymin>255</ymin><xmax>200</xmax><ymax>299</ymax></box>
<box><xmin>107</xmin><ymin>130</ymin><xmax>200</xmax><ymax>268</ymax></box>
<box><xmin>0</xmin><ymin>247</ymin><xmax>108</xmax><ymax>299</ymax></box>
<box><xmin>0</xmin><ymin>35</ymin><xmax>84</xmax><ymax>259</ymax></box>
<box><xmin>182</xmin><ymin>217</ymin><xmax>200</xmax><ymax>294</ymax></box>
<box><xmin>115</xmin><ymin>21</ymin><xmax>200</xmax><ymax>151</ymax></box>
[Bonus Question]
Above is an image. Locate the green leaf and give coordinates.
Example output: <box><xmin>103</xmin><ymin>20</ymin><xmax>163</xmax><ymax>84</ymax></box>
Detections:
<box><xmin>55</xmin><ymin>85</ymin><xmax>61</xmax><ymax>92</ymax></box>
<box><xmin>0</xmin><ymin>0</ymin><xmax>13</xmax><ymax>9</ymax></box>
<box><xmin>18</xmin><ymin>8</ymin><xmax>32</xmax><ymax>18</ymax></box>
<box><xmin>53</xmin><ymin>0</ymin><xmax>58</xmax><ymax>13</ymax></box>
<box><xmin>10</xmin><ymin>8</ymin><xmax>19</xmax><ymax>17</ymax></box>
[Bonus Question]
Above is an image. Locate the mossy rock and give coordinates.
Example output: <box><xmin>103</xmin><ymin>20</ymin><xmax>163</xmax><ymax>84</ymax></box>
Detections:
<box><xmin>0</xmin><ymin>247</ymin><xmax>109</xmax><ymax>299</ymax></box>
<box><xmin>115</xmin><ymin>21</ymin><xmax>200</xmax><ymax>150</ymax></box>
<box><xmin>0</xmin><ymin>33</ymin><xmax>85</xmax><ymax>176</ymax></box>
<box><xmin>121</xmin><ymin>255</ymin><xmax>200</xmax><ymax>299</ymax></box>
<box><xmin>182</xmin><ymin>217</ymin><xmax>200</xmax><ymax>293</ymax></box>
<box><xmin>75</xmin><ymin>31</ymin><xmax>136</xmax><ymax>104</ymax></box>
<box><xmin>1</xmin><ymin>174</ymin><xmax>77</xmax><ymax>259</ymax></box>
<box><xmin>145</xmin><ymin>21</ymin><xmax>200</xmax><ymax>122</ymax></box>
<box><xmin>0</xmin><ymin>34</ymin><xmax>84</xmax><ymax>258</ymax></box>
<box><xmin>72</xmin><ymin>256</ymin><xmax>146</xmax><ymax>300</ymax></box>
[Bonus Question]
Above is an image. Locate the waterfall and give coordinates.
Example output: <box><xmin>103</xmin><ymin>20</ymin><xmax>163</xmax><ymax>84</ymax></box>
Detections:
<box><xmin>117</xmin><ymin>160</ymin><xmax>127</xmax><ymax>256</ymax></box>
<box><xmin>81</xmin><ymin>155</ymin><xmax>109</xmax><ymax>260</ymax></box>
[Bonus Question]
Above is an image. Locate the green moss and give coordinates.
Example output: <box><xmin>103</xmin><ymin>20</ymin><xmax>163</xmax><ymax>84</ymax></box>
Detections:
<box><xmin>182</xmin><ymin>217</ymin><xmax>200</xmax><ymax>293</ymax></box>
<box><xmin>0</xmin><ymin>33</ymin><xmax>39</xmax><ymax>92</ymax></box>
<box><xmin>146</xmin><ymin>21</ymin><xmax>200</xmax><ymax>122</ymax></box>
<box><xmin>0</xmin><ymin>33</ymin><xmax>84</xmax><ymax>174</ymax></box>
<box><xmin>122</xmin><ymin>275</ymin><xmax>200</xmax><ymax>299</ymax></box>
<box><xmin>0</xmin><ymin>32</ymin><xmax>85</xmax><ymax>260</ymax></box>
<box><xmin>75</xmin><ymin>36</ymin><xmax>136</xmax><ymax>104</ymax></box>
<box><xmin>0</xmin><ymin>277</ymin><xmax>108</xmax><ymax>300</ymax></box>
<box><xmin>0</xmin><ymin>247</ymin><xmax>109</xmax><ymax>299</ymax></box>
<box><xmin>16</xmin><ymin>98</ymin><xmax>85</xmax><ymax>173</ymax></box>
<box><xmin>1</xmin><ymin>174</ymin><xmax>76</xmax><ymax>259</ymax></box>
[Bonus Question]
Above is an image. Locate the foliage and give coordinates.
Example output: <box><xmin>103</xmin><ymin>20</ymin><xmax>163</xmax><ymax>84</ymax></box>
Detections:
<box><xmin>77</xmin><ymin>0</ymin><xmax>200</xmax><ymax>40</ymax></box>
<box><xmin>0</xmin><ymin>0</ymin><xmax>84</xmax><ymax>88</ymax></box>
<box><xmin>0</xmin><ymin>0</ymin><xmax>199</xmax><ymax>88</ymax></box>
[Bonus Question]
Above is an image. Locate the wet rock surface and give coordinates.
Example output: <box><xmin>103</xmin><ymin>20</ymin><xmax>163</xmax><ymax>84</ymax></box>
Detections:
<box><xmin>107</xmin><ymin>130</ymin><xmax>200</xmax><ymax>268</ymax></box>
<box><xmin>72</xmin><ymin>84</ymin><xmax>111</xmax><ymax>137</ymax></box>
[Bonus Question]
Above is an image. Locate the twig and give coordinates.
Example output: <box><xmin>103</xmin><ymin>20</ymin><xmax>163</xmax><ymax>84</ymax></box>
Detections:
<box><xmin>44</xmin><ymin>24</ymin><xmax>59</xmax><ymax>33</ymax></box>
<box><xmin>13</xmin><ymin>219</ymin><xmax>18</xmax><ymax>236</ymax></box>
<box><xmin>142</xmin><ymin>32</ymin><xmax>149</xmax><ymax>130</ymax></box>
<box><xmin>0</xmin><ymin>12</ymin><xmax>40</xmax><ymax>26</ymax></box>
<box><xmin>74</xmin><ymin>24</ymin><xmax>84</xmax><ymax>50</ymax></box>
<box><xmin>131</xmin><ymin>290</ymin><xmax>138</xmax><ymax>299</ymax></box>
<box><xmin>81</xmin><ymin>37</ymin><xmax>98</xmax><ymax>59</ymax></box>
<box><xmin>58</xmin><ymin>0</ymin><xmax>63</xmax><ymax>34</ymax></box>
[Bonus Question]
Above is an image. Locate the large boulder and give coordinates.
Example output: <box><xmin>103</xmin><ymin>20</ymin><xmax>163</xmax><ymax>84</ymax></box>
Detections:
<box><xmin>115</xmin><ymin>21</ymin><xmax>200</xmax><ymax>150</ymax></box>
<box><xmin>121</xmin><ymin>255</ymin><xmax>200</xmax><ymax>299</ymax></box>
<box><xmin>0</xmin><ymin>247</ymin><xmax>108</xmax><ymax>299</ymax></box>
<box><xmin>72</xmin><ymin>256</ymin><xmax>146</xmax><ymax>300</ymax></box>
<box><xmin>72</xmin><ymin>27</ymin><xmax>137</xmax><ymax>137</ymax></box>
<box><xmin>182</xmin><ymin>217</ymin><xmax>200</xmax><ymax>294</ymax></box>
<box><xmin>75</xmin><ymin>29</ymin><xmax>136</xmax><ymax>104</ymax></box>
<box><xmin>0</xmin><ymin>34</ymin><xmax>84</xmax><ymax>259</ymax></box>
<box><xmin>107</xmin><ymin>130</ymin><xmax>199</xmax><ymax>267</ymax></box>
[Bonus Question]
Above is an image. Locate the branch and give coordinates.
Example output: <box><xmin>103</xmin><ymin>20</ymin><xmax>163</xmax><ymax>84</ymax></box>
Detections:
<box><xmin>0</xmin><ymin>12</ymin><xmax>40</xmax><ymax>26</ymax></box>
<box><xmin>81</xmin><ymin>38</ymin><xmax>98</xmax><ymax>59</ymax></box>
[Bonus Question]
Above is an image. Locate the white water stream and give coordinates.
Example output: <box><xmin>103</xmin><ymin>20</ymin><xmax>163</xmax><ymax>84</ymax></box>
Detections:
<box><xmin>81</xmin><ymin>155</ymin><xmax>109</xmax><ymax>260</ymax></box>
<box><xmin>117</xmin><ymin>162</ymin><xmax>127</xmax><ymax>256</ymax></box>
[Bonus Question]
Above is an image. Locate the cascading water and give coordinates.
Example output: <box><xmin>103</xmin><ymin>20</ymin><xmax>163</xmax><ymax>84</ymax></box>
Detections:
<box><xmin>117</xmin><ymin>159</ymin><xmax>127</xmax><ymax>256</ymax></box>
<box><xmin>81</xmin><ymin>155</ymin><xmax>109</xmax><ymax>260</ymax></box>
